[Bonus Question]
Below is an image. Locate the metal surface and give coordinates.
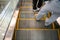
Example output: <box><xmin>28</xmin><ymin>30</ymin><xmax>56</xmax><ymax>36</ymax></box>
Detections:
<box><xmin>0</xmin><ymin>0</ymin><xmax>9</xmax><ymax>13</ymax></box>
<box><xmin>4</xmin><ymin>10</ymin><xmax>19</xmax><ymax>40</ymax></box>
<box><xmin>0</xmin><ymin>0</ymin><xmax>19</xmax><ymax>40</ymax></box>
<box><xmin>20</xmin><ymin>13</ymin><xmax>34</xmax><ymax>18</ymax></box>
<box><xmin>16</xmin><ymin>30</ymin><xmax>59</xmax><ymax>40</ymax></box>
<box><xmin>21</xmin><ymin>8</ymin><xmax>33</xmax><ymax>11</ymax></box>
<box><xmin>16</xmin><ymin>0</ymin><xmax>59</xmax><ymax>40</ymax></box>
<box><xmin>18</xmin><ymin>20</ymin><xmax>52</xmax><ymax>29</ymax></box>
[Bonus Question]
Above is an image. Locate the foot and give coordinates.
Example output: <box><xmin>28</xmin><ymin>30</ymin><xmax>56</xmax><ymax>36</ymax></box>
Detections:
<box><xmin>33</xmin><ymin>8</ymin><xmax>40</xmax><ymax>12</ymax></box>
<box><xmin>33</xmin><ymin>9</ymin><xmax>37</xmax><ymax>12</ymax></box>
<box><xmin>35</xmin><ymin>17</ymin><xmax>40</xmax><ymax>22</ymax></box>
<box><xmin>36</xmin><ymin>20</ymin><xmax>40</xmax><ymax>22</ymax></box>
<box><xmin>45</xmin><ymin>22</ymin><xmax>51</xmax><ymax>26</ymax></box>
<box><xmin>44</xmin><ymin>1</ymin><xmax>49</xmax><ymax>4</ymax></box>
<box><xmin>45</xmin><ymin>17</ymin><xmax>50</xmax><ymax>26</ymax></box>
<box><xmin>36</xmin><ymin>8</ymin><xmax>40</xmax><ymax>11</ymax></box>
<box><xmin>45</xmin><ymin>24</ymin><xmax>51</xmax><ymax>27</ymax></box>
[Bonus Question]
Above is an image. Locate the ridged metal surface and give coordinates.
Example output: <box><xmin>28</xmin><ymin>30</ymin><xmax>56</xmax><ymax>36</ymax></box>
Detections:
<box><xmin>15</xmin><ymin>0</ymin><xmax>59</xmax><ymax>40</ymax></box>
<box><xmin>18</xmin><ymin>20</ymin><xmax>52</xmax><ymax>29</ymax></box>
<box><xmin>16</xmin><ymin>30</ymin><xmax>59</xmax><ymax>40</ymax></box>
<box><xmin>20</xmin><ymin>13</ymin><xmax>34</xmax><ymax>18</ymax></box>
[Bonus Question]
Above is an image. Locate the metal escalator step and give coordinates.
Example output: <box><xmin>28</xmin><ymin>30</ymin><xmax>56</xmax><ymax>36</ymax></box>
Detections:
<box><xmin>20</xmin><ymin>11</ymin><xmax>33</xmax><ymax>14</ymax></box>
<box><xmin>21</xmin><ymin>0</ymin><xmax>32</xmax><ymax>2</ymax></box>
<box><xmin>20</xmin><ymin>6</ymin><xmax>32</xmax><ymax>8</ymax></box>
<box><xmin>22</xmin><ymin>2</ymin><xmax>32</xmax><ymax>5</ymax></box>
<box><xmin>20</xmin><ymin>13</ymin><xmax>34</xmax><ymax>18</ymax></box>
<box><xmin>18</xmin><ymin>20</ymin><xmax>52</xmax><ymax>29</ymax></box>
<box><xmin>16</xmin><ymin>30</ymin><xmax>59</xmax><ymax>40</ymax></box>
<box><xmin>20</xmin><ymin>8</ymin><xmax>33</xmax><ymax>11</ymax></box>
<box><xmin>21</xmin><ymin>4</ymin><xmax>32</xmax><ymax>6</ymax></box>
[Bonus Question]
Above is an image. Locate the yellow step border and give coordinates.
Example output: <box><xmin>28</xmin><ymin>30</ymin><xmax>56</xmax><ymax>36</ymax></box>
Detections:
<box><xmin>52</xmin><ymin>23</ymin><xmax>55</xmax><ymax>29</ymax></box>
<box><xmin>18</xmin><ymin>18</ymin><xmax>45</xmax><ymax>20</ymax></box>
<box><xmin>16</xmin><ymin>28</ymin><xmax>58</xmax><ymax>30</ymax></box>
<box><xmin>16</xmin><ymin>19</ymin><xmax>19</xmax><ymax>29</ymax></box>
<box><xmin>58</xmin><ymin>29</ymin><xmax>60</xmax><ymax>40</ymax></box>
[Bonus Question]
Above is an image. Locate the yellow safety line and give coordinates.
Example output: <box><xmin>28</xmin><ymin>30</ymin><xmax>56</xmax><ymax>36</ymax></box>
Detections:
<box><xmin>18</xmin><ymin>18</ymin><xmax>35</xmax><ymax>20</ymax></box>
<box><xmin>15</xmin><ymin>30</ymin><xmax>16</xmax><ymax>40</ymax></box>
<box><xmin>58</xmin><ymin>29</ymin><xmax>60</xmax><ymax>40</ymax></box>
<box><xmin>18</xmin><ymin>13</ymin><xmax>21</xmax><ymax>19</ymax></box>
<box><xmin>16</xmin><ymin>19</ymin><xmax>18</xmax><ymax>29</ymax></box>
<box><xmin>14</xmin><ymin>10</ymin><xmax>20</xmax><ymax>40</ymax></box>
<box><xmin>18</xmin><ymin>8</ymin><xmax>21</xmax><ymax>19</ymax></box>
<box><xmin>19</xmin><ymin>18</ymin><xmax>34</xmax><ymax>20</ymax></box>
<box><xmin>16</xmin><ymin>28</ymin><xmax>58</xmax><ymax>30</ymax></box>
<box><xmin>18</xmin><ymin>18</ymin><xmax>45</xmax><ymax>20</ymax></box>
<box><xmin>18</xmin><ymin>12</ymin><xmax>20</xmax><ymax>19</ymax></box>
<box><xmin>17</xmin><ymin>9</ymin><xmax>21</xmax><ymax>29</ymax></box>
<box><xmin>52</xmin><ymin>23</ymin><xmax>55</xmax><ymax>29</ymax></box>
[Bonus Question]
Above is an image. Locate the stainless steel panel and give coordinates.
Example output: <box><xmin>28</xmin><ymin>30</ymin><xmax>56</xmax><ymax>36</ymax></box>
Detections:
<box><xmin>0</xmin><ymin>0</ymin><xmax>19</xmax><ymax>40</ymax></box>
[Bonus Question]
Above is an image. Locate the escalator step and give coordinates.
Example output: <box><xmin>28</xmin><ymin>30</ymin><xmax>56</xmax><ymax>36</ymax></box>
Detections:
<box><xmin>20</xmin><ymin>8</ymin><xmax>33</xmax><ymax>11</ymax></box>
<box><xmin>21</xmin><ymin>0</ymin><xmax>32</xmax><ymax>2</ymax></box>
<box><xmin>16</xmin><ymin>30</ymin><xmax>59</xmax><ymax>40</ymax></box>
<box><xmin>18</xmin><ymin>20</ymin><xmax>52</xmax><ymax>29</ymax></box>
<box><xmin>20</xmin><ymin>11</ymin><xmax>33</xmax><ymax>14</ymax></box>
<box><xmin>21</xmin><ymin>4</ymin><xmax>32</xmax><ymax>6</ymax></box>
<box><xmin>20</xmin><ymin>13</ymin><xmax>34</xmax><ymax>18</ymax></box>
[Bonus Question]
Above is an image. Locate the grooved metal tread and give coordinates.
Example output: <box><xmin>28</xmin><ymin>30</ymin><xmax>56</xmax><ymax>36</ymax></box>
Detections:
<box><xmin>16</xmin><ymin>30</ymin><xmax>59</xmax><ymax>40</ymax></box>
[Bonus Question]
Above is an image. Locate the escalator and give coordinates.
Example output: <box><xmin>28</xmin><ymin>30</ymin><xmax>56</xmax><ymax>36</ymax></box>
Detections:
<box><xmin>14</xmin><ymin>0</ymin><xmax>60</xmax><ymax>40</ymax></box>
<box><xmin>0</xmin><ymin>0</ymin><xmax>59</xmax><ymax>40</ymax></box>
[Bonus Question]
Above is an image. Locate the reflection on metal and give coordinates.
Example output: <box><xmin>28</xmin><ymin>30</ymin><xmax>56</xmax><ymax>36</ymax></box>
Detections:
<box><xmin>0</xmin><ymin>0</ymin><xmax>19</xmax><ymax>40</ymax></box>
<box><xmin>0</xmin><ymin>0</ymin><xmax>9</xmax><ymax>13</ymax></box>
<box><xmin>4</xmin><ymin>10</ymin><xmax>19</xmax><ymax>40</ymax></box>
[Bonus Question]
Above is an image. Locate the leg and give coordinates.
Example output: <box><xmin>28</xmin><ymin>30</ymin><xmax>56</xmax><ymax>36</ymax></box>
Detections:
<box><xmin>33</xmin><ymin>0</ymin><xmax>38</xmax><ymax>10</ymax></box>
<box><xmin>36</xmin><ymin>7</ymin><xmax>48</xmax><ymax>20</ymax></box>
<box><xmin>45</xmin><ymin>14</ymin><xmax>59</xmax><ymax>26</ymax></box>
<box><xmin>36</xmin><ymin>2</ymin><xmax>51</xmax><ymax>20</ymax></box>
<box><xmin>37</xmin><ymin>0</ymin><xmax>43</xmax><ymax>8</ymax></box>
